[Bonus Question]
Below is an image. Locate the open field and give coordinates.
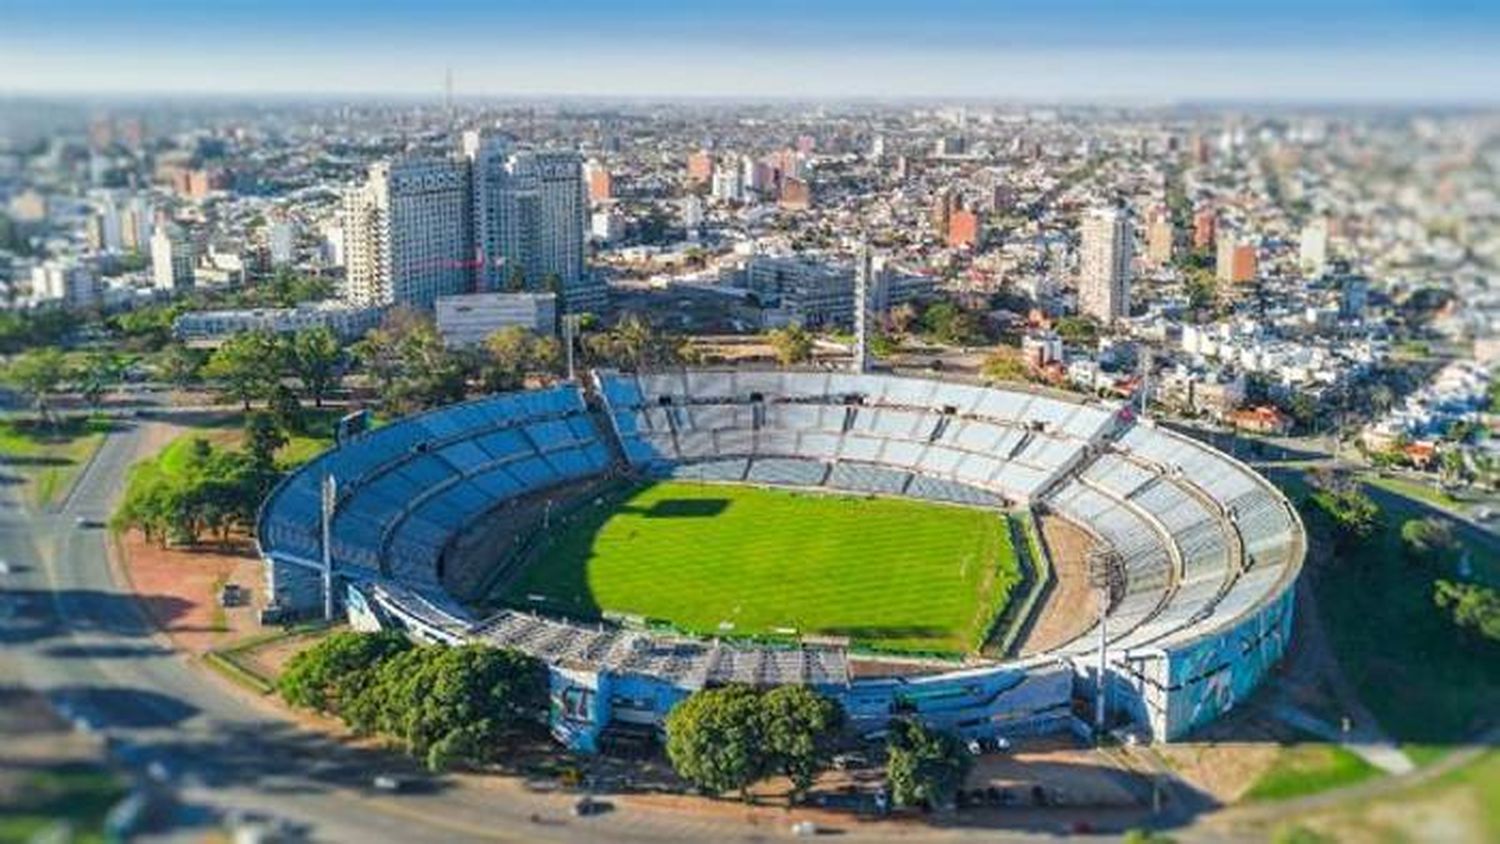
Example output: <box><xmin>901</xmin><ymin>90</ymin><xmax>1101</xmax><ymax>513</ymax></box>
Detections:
<box><xmin>1242</xmin><ymin>741</ymin><xmax>1381</xmax><ymax>802</ymax></box>
<box><xmin>1274</xmin><ymin>468</ymin><xmax>1500</xmax><ymax>761</ymax></box>
<box><xmin>504</xmin><ymin>481</ymin><xmax>1020</xmax><ymax>655</ymax></box>
<box><xmin>0</xmin><ymin>416</ymin><xmax>113</xmax><ymax>508</ymax></box>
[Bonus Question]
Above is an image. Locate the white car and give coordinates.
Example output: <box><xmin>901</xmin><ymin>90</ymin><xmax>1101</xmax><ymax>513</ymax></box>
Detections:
<box><xmin>0</xmin><ymin>559</ymin><xmax>10</xmax><ymax>575</ymax></box>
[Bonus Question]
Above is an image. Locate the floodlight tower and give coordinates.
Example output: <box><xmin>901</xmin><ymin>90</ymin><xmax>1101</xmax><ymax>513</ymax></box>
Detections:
<box><xmin>320</xmin><ymin>473</ymin><xmax>338</xmax><ymax>622</ymax></box>
<box><xmin>1086</xmin><ymin>546</ymin><xmax>1121</xmax><ymax>741</ymax></box>
<box><xmin>852</xmin><ymin>241</ymin><xmax>875</xmax><ymax>373</ymax></box>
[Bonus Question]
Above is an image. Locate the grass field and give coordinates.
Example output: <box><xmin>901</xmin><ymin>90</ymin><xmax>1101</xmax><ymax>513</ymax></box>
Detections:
<box><xmin>1275</xmin><ymin>467</ymin><xmax>1500</xmax><ymax>760</ymax></box>
<box><xmin>504</xmin><ymin>481</ymin><xmax>1020</xmax><ymax>655</ymax></box>
<box><xmin>0</xmin><ymin>416</ymin><xmax>113</xmax><ymax>508</ymax></box>
<box><xmin>1243</xmin><ymin>742</ymin><xmax>1381</xmax><ymax>802</ymax></box>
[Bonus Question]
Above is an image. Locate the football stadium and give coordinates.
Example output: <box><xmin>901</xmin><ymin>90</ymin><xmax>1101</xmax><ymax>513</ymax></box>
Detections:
<box><xmin>257</xmin><ymin>370</ymin><xmax>1305</xmax><ymax>752</ymax></box>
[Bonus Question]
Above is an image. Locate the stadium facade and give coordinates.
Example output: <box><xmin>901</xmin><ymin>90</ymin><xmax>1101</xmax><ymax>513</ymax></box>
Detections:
<box><xmin>258</xmin><ymin>371</ymin><xmax>1303</xmax><ymax>751</ymax></box>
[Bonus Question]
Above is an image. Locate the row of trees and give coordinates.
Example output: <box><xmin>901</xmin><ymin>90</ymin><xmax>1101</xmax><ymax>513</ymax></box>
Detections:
<box><xmin>112</xmin><ymin>413</ymin><xmax>286</xmax><ymax>547</ymax></box>
<box><xmin>278</xmin><ymin>632</ymin><xmax>546</xmax><ymax>772</ymax></box>
<box><xmin>663</xmin><ymin>684</ymin><xmax>972</xmax><ymax>810</ymax></box>
<box><xmin>664</xmin><ymin>684</ymin><xmax>842</xmax><ymax>803</ymax></box>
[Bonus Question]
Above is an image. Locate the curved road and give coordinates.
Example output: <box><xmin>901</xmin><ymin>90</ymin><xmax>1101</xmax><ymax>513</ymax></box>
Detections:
<box><xmin>4</xmin><ymin>421</ymin><xmax>1063</xmax><ymax>843</ymax></box>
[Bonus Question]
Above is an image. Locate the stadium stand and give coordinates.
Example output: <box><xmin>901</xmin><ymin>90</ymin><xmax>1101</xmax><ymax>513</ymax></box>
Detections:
<box><xmin>260</xmin><ymin>371</ymin><xmax>1303</xmax><ymax>748</ymax></box>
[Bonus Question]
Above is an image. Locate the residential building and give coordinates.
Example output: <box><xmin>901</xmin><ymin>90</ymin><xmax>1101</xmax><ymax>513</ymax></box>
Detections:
<box><xmin>29</xmin><ymin>258</ymin><xmax>99</xmax><ymax>308</ymax></box>
<box><xmin>1300</xmin><ymin>218</ymin><xmax>1328</xmax><ymax>276</ymax></box>
<box><xmin>467</xmin><ymin>135</ymin><xmax>596</xmax><ymax>309</ymax></box>
<box><xmin>1216</xmin><ymin>233</ymin><xmax>1257</xmax><ymax>284</ymax></box>
<box><xmin>342</xmin><ymin>157</ymin><xmax>471</xmax><ymax>310</ymax></box>
<box><xmin>1078</xmin><ymin>206</ymin><xmax>1131</xmax><ymax>323</ymax></box>
<box><xmin>434</xmin><ymin>292</ymin><xmax>557</xmax><ymax>347</ymax></box>
<box><xmin>173</xmin><ymin>302</ymin><xmax>385</xmax><ymax>346</ymax></box>
<box><xmin>1147</xmin><ymin>212</ymin><xmax>1174</xmax><ymax>266</ymax></box>
<box><xmin>150</xmin><ymin>225</ymin><xmax>195</xmax><ymax>292</ymax></box>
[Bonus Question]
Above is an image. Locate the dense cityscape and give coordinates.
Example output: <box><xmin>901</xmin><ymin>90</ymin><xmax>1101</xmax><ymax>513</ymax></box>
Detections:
<box><xmin>2</xmin><ymin>3</ymin><xmax>1498</xmax><ymax>844</ymax></box>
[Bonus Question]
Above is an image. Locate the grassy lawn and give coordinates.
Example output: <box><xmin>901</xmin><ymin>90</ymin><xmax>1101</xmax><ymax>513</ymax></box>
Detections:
<box><xmin>1362</xmin><ymin>474</ymin><xmax>1461</xmax><ymax>510</ymax></box>
<box><xmin>504</xmin><ymin>481</ymin><xmax>1020</xmax><ymax>655</ymax></box>
<box><xmin>1287</xmin><ymin>749</ymin><xmax>1500</xmax><ymax>842</ymax></box>
<box><xmin>1281</xmin><ymin>468</ymin><xmax>1500</xmax><ymax>754</ymax></box>
<box><xmin>1243</xmin><ymin>742</ymin><xmax>1381</xmax><ymax>802</ymax></box>
<box><xmin>0</xmin><ymin>764</ymin><xmax>126</xmax><ymax>843</ymax></box>
<box><xmin>0</xmin><ymin>416</ymin><xmax>113</xmax><ymax>508</ymax></box>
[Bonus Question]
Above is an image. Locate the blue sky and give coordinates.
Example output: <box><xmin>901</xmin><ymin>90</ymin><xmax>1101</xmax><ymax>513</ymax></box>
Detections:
<box><xmin>2</xmin><ymin>1</ymin><xmax>1497</xmax><ymax>101</ymax></box>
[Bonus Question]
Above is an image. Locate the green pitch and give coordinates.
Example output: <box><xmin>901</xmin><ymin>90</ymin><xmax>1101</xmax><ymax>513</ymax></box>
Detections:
<box><xmin>503</xmin><ymin>481</ymin><xmax>1020</xmax><ymax>655</ymax></box>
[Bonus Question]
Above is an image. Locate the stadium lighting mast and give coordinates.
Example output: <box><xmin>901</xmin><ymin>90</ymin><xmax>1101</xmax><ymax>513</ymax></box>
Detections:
<box><xmin>1087</xmin><ymin>546</ymin><xmax>1118</xmax><ymax>741</ymax></box>
<box><xmin>321</xmin><ymin>473</ymin><xmax>337</xmax><ymax>622</ymax></box>
<box><xmin>852</xmin><ymin>241</ymin><xmax>875</xmax><ymax>373</ymax></box>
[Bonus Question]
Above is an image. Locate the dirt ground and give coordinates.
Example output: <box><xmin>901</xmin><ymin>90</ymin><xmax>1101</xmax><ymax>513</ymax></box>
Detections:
<box><xmin>114</xmin><ymin>420</ymin><xmax>266</xmax><ymax>655</ymax></box>
<box><xmin>117</xmin><ymin>529</ymin><xmax>264</xmax><ymax>654</ymax></box>
<box><xmin>1016</xmin><ymin>514</ymin><xmax>1099</xmax><ymax>655</ymax></box>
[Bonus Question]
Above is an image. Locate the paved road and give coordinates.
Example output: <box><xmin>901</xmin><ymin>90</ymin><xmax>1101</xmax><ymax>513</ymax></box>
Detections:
<box><xmin>3</xmin><ymin>422</ymin><xmax>1072</xmax><ymax>842</ymax></box>
<box><xmin>0</xmin><ymin>423</ymin><xmax>543</xmax><ymax>842</ymax></box>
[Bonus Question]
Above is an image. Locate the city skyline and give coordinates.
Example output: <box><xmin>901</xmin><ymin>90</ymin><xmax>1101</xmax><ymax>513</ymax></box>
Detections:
<box><xmin>3</xmin><ymin>1</ymin><xmax>1500</xmax><ymax>103</ymax></box>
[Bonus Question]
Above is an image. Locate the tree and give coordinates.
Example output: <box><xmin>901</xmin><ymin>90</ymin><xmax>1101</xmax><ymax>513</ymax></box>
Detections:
<box><xmin>269</xmin><ymin>384</ymin><xmax>303</xmax><ymax>435</ymax></box>
<box><xmin>245</xmin><ymin>411</ymin><xmax>288</xmax><ymax>477</ymax></box>
<box><xmin>1053</xmin><ymin>315</ymin><xmax>1100</xmax><ymax>348</ymax></box>
<box><xmin>290</xmin><ymin>326</ymin><xmax>341</xmax><ymax>407</ymax></box>
<box><xmin>921</xmin><ymin>301</ymin><xmax>983</xmax><ymax>346</ymax></box>
<box><xmin>664</xmin><ymin>685</ymin><xmax>768</xmax><ymax>800</ymax></box>
<box><xmin>1306</xmin><ymin>488</ymin><xmax>1381</xmax><ymax>550</ymax></box>
<box><xmin>888</xmin><ymin>302</ymin><xmax>919</xmax><ymax>334</ymax></box>
<box><xmin>480</xmin><ymin>326</ymin><xmax>561</xmax><ymax>393</ymax></box>
<box><xmin>352</xmin><ymin>311</ymin><xmax>471</xmax><ymax>414</ymax></box>
<box><xmin>1433</xmin><ymin>580</ymin><xmax>1500</xmax><ymax>644</ymax></box>
<box><xmin>202</xmin><ymin>330</ymin><xmax>282</xmax><ymax>409</ymax></box>
<box><xmin>758</xmin><ymin>686</ymin><xmax>842</xmax><ymax>803</ymax></box>
<box><xmin>3</xmin><ymin>347</ymin><xmax>70</xmax><ymax>423</ymax></box>
<box><xmin>278</xmin><ymin>630</ymin><xmax>414</xmax><ymax>714</ymax></box>
<box><xmin>344</xmin><ymin>645</ymin><xmax>545</xmax><ymax>771</ymax></box>
<box><xmin>767</xmin><ymin>325</ymin><xmax>814</xmax><ymax>366</ymax></box>
<box><xmin>78</xmin><ymin>350</ymin><xmax>125</xmax><ymax>409</ymax></box>
<box><xmin>157</xmin><ymin>343</ymin><xmax>204</xmax><ymax>390</ymax></box>
<box><xmin>884</xmin><ymin>720</ymin><xmax>971</xmax><ymax>810</ymax></box>
<box><xmin>1400</xmin><ymin>517</ymin><xmax>1454</xmax><ymax>565</ymax></box>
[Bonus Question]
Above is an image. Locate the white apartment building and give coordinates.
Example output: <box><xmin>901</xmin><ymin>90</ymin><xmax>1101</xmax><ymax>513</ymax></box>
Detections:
<box><xmin>1078</xmin><ymin>206</ymin><xmax>1131</xmax><ymax>323</ymax></box>
<box><xmin>342</xmin><ymin>158</ymin><xmax>471</xmax><ymax>310</ymax></box>
<box><xmin>150</xmin><ymin>225</ymin><xmax>195</xmax><ymax>292</ymax></box>
<box><xmin>434</xmin><ymin>291</ymin><xmax>557</xmax><ymax>347</ymax></box>
<box><xmin>465</xmin><ymin>132</ymin><xmax>597</xmax><ymax>309</ymax></box>
<box><xmin>30</xmin><ymin>258</ymin><xmax>100</xmax><ymax>308</ymax></box>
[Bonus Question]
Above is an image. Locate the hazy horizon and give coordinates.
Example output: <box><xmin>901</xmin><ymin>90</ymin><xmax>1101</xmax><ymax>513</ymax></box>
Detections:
<box><xmin>3</xmin><ymin>1</ymin><xmax>1500</xmax><ymax>103</ymax></box>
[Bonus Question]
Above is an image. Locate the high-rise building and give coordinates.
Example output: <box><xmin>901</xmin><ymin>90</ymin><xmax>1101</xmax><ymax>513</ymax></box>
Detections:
<box><xmin>585</xmin><ymin>160</ymin><xmax>613</xmax><ymax>202</ymax></box>
<box><xmin>1300</xmin><ymin>218</ymin><xmax>1328</xmax><ymax>277</ymax></box>
<box><xmin>947</xmin><ymin>208</ymin><xmax>980</xmax><ymax>249</ymax></box>
<box><xmin>30</xmin><ymin>258</ymin><xmax>100</xmax><ymax>308</ymax></box>
<box><xmin>930</xmin><ymin>188</ymin><xmax>957</xmax><ymax>238</ymax></box>
<box><xmin>267</xmin><ymin>217</ymin><xmax>296</xmax><ymax>268</ymax></box>
<box><xmin>1216</xmin><ymin>233</ymin><xmax>1258</xmax><ymax>284</ymax></box>
<box><xmin>1192</xmin><ymin>208</ymin><xmax>1218</xmax><ymax>251</ymax></box>
<box><xmin>711</xmin><ymin>161</ymin><xmax>743</xmax><ymax>202</ymax></box>
<box><xmin>686</xmin><ymin>150</ymin><xmax>714</xmax><ymax>184</ymax></box>
<box><xmin>779</xmin><ymin>177</ymin><xmax>812</xmax><ymax>211</ymax></box>
<box><xmin>1147</xmin><ymin>211</ymin><xmax>1175</xmax><ymax>267</ymax></box>
<box><xmin>1078</xmin><ymin>206</ymin><xmax>1132</xmax><ymax>323</ymax></box>
<box><xmin>467</xmin><ymin>134</ymin><xmax>595</xmax><ymax>309</ymax></box>
<box><xmin>150</xmin><ymin>225</ymin><xmax>195</xmax><ymax>292</ymax></box>
<box><xmin>342</xmin><ymin>157</ymin><xmax>471</xmax><ymax>309</ymax></box>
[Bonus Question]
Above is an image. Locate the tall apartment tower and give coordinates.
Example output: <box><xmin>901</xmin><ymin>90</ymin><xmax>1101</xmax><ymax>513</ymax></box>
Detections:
<box><xmin>150</xmin><ymin>224</ymin><xmax>194</xmax><ymax>292</ymax></box>
<box><xmin>466</xmin><ymin>133</ymin><xmax>595</xmax><ymax>310</ymax></box>
<box><xmin>1078</xmin><ymin>206</ymin><xmax>1132</xmax><ymax>323</ymax></box>
<box><xmin>1300</xmin><ymin>218</ymin><xmax>1328</xmax><ymax>277</ymax></box>
<box><xmin>342</xmin><ymin>158</ymin><xmax>471</xmax><ymax>310</ymax></box>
